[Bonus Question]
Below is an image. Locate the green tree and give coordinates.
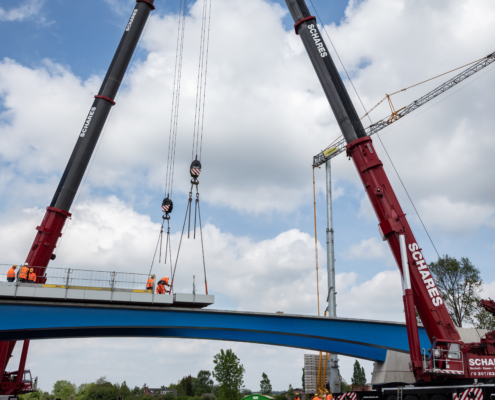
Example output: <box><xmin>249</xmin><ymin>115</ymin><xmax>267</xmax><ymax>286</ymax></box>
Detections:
<box><xmin>197</xmin><ymin>370</ymin><xmax>214</xmax><ymax>394</ymax></box>
<box><xmin>177</xmin><ymin>376</ymin><xmax>194</xmax><ymax>397</ymax></box>
<box><xmin>474</xmin><ymin>307</ymin><xmax>495</xmax><ymax>330</ymax></box>
<box><xmin>351</xmin><ymin>360</ymin><xmax>366</xmax><ymax>387</ymax></box>
<box><xmin>241</xmin><ymin>389</ymin><xmax>252</xmax><ymax>396</ymax></box>
<box><xmin>340</xmin><ymin>378</ymin><xmax>351</xmax><ymax>393</ymax></box>
<box><xmin>429</xmin><ymin>255</ymin><xmax>482</xmax><ymax>327</ymax></box>
<box><xmin>286</xmin><ymin>384</ymin><xmax>295</xmax><ymax>400</ymax></box>
<box><xmin>260</xmin><ymin>373</ymin><xmax>272</xmax><ymax>395</ymax></box>
<box><xmin>212</xmin><ymin>349</ymin><xmax>245</xmax><ymax>400</ymax></box>
<box><xmin>53</xmin><ymin>380</ymin><xmax>76</xmax><ymax>399</ymax></box>
<box><xmin>120</xmin><ymin>381</ymin><xmax>131</xmax><ymax>397</ymax></box>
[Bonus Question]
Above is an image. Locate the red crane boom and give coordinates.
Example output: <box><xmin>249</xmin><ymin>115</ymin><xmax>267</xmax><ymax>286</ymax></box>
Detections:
<box><xmin>0</xmin><ymin>0</ymin><xmax>156</xmax><ymax>395</ymax></box>
<box><xmin>286</xmin><ymin>0</ymin><xmax>495</xmax><ymax>383</ymax></box>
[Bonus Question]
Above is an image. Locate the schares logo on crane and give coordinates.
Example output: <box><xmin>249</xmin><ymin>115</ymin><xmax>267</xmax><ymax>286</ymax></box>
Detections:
<box><xmin>307</xmin><ymin>24</ymin><xmax>328</xmax><ymax>58</ymax></box>
<box><xmin>126</xmin><ymin>9</ymin><xmax>138</xmax><ymax>32</ymax></box>
<box><xmin>408</xmin><ymin>243</ymin><xmax>443</xmax><ymax>307</ymax></box>
<box><xmin>79</xmin><ymin>107</ymin><xmax>96</xmax><ymax>138</ymax></box>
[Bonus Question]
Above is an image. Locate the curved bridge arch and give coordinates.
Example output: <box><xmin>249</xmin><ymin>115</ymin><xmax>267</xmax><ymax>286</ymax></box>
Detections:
<box><xmin>0</xmin><ymin>301</ymin><xmax>431</xmax><ymax>362</ymax></box>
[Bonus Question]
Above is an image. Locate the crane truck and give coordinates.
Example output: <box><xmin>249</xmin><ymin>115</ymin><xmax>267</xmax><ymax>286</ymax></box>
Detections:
<box><xmin>285</xmin><ymin>0</ymin><xmax>495</xmax><ymax>399</ymax></box>
<box><xmin>0</xmin><ymin>0</ymin><xmax>156</xmax><ymax>396</ymax></box>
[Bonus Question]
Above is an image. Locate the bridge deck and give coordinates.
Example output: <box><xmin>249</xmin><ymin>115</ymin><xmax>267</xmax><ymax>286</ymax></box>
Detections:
<box><xmin>0</xmin><ymin>282</ymin><xmax>214</xmax><ymax>308</ymax></box>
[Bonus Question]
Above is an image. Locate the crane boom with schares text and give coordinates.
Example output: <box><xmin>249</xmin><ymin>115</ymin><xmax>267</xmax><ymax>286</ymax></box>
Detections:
<box><xmin>0</xmin><ymin>0</ymin><xmax>156</xmax><ymax>395</ymax></box>
<box><xmin>285</xmin><ymin>0</ymin><xmax>495</xmax><ymax>389</ymax></box>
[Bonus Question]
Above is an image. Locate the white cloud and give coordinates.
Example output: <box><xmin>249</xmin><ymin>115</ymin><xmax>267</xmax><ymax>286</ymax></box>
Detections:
<box><xmin>343</xmin><ymin>237</ymin><xmax>391</xmax><ymax>261</ymax></box>
<box><xmin>0</xmin><ymin>0</ymin><xmax>44</xmax><ymax>22</ymax></box>
<box><xmin>337</xmin><ymin>269</ymin><xmax>404</xmax><ymax>322</ymax></box>
<box><xmin>417</xmin><ymin>196</ymin><xmax>495</xmax><ymax>233</ymax></box>
<box><xmin>1</xmin><ymin>0</ymin><xmax>495</xmax><ymax>223</ymax></box>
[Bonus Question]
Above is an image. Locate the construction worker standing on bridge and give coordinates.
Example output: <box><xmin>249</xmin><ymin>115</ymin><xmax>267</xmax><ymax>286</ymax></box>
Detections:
<box><xmin>326</xmin><ymin>392</ymin><xmax>332</xmax><ymax>400</ymax></box>
<box><xmin>18</xmin><ymin>264</ymin><xmax>29</xmax><ymax>282</ymax></box>
<box><xmin>294</xmin><ymin>394</ymin><xmax>300</xmax><ymax>400</ymax></box>
<box><xmin>28</xmin><ymin>268</ymin><xmax>36</xmax><ymax>283</ymax></box>
<box><xmin>146</xmin><ymin>274</ymin><xmax>155</xmax><ymax>292</ymax></box>
<box><xmin>156</xmin><ymin>277</ymin><xmax>170</xmax><ymax>294</ymax></box>
<box><xmin>7</xmin><ymin>265</ymin><xmax>17</xmax><ymax>282</ymax></box>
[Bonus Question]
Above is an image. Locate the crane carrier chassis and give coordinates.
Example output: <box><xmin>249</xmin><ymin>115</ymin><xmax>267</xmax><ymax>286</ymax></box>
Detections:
<box><xmin>338</xmin><ymin>383</ymin><xmax>495</xmax><ymax>400</ymax></box>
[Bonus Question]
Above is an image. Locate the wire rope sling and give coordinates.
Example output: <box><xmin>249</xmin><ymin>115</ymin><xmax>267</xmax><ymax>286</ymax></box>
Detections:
<box><xmin>148</xmin><ymin>0</ymin><xmax>212</xmax><ymax>296</ymax></box>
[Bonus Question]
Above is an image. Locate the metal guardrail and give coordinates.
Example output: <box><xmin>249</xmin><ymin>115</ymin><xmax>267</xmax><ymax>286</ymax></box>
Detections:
<box><xmin>0</xmin><ymin>264</ymin><xmax>153</xmax><ymax>292</ymax></box>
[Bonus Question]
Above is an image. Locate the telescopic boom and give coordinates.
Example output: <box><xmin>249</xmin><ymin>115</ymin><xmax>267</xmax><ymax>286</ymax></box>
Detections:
<box><xmin>284</xmin><ymin>0</ymin><xmax>495</xmax><ymax>382</ymax></box>
<box><xmin>25</xmin><ymin>0</ymin><xmax>156</xmax><ymax>281</ymax></box>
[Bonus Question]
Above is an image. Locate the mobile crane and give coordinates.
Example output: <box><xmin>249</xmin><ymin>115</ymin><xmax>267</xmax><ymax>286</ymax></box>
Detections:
<box><xmin>0</xmin><ymin>1</ymin><xmax>156</xmax><ymax>396</ymax></box>
<box><xmin>285</xmin><ymin>0</ymin><xmax>495</xmax><ymax>398</ymax></box>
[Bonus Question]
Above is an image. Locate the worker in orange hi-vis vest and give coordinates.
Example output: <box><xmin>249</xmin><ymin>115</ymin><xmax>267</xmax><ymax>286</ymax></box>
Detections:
<box><xmin>294</xmin><ymin>394</ymin><xmax>300</xmax><ymax>400</ymax></box>
<box><xmin>18</xmin><ymin>264</ymin><xmax>29</xmax><ymax>282</ymax></box>
<box><xmin>156</xmin><ymin>277</ymin><xmax>171</xmax><ymax>294</ymax></box>
<box><xmin>313</xmin><ymin>396</ymin><xmax>321</xmax><ymax>400</ymax></box>
<box><xmin>7</xmin><ymin>265</ymin><xmax>17</xmax><ymax>282</ymax></box>
<box><xmin>326</xmin><ymin>393</ymin><xmax>333</xmax><ymax>400</ymax></box>
<box><xmin>28</xmin><ymin>268</ymin><xmax>37</xmax><ymax>283</ymax></box>
<box><xmin>146</xmin><ymin>274</ymin><xmax>155</xmax><ymax>291</ymax></box>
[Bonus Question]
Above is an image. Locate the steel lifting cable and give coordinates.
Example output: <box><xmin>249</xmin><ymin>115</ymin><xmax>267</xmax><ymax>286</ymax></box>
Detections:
<box><xmin>164</xmin><ymin>0</ymin><xmax>188</xmax><ymax>200</ymax></box>
<box><xmin>308</xmin><ymin>0</ymin><xmax>441</xmax><ymax>258</ymax></box>
<box><xmin>191</xmin><ymin>0</ymin><xmax>213</xmax><ymax>161</ymax></box>
<box><xmin>149</xmin><ymin>0</ymin><xmax>187</xmax><ymax>282</ymax></box>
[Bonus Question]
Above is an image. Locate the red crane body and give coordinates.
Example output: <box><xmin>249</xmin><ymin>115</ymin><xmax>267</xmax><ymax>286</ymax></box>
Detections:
<box><xmin>286</xmin><ymin>0</ymin><xmax>495</xmax><ymax>383</ymax></box>
<box><xmin>0</xmin><ymin>0</ymin><xmax>156</xmax><ymax>395</ymax></box>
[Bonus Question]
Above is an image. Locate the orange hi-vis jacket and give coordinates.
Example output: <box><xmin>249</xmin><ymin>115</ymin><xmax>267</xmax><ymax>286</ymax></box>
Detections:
<box><xmin>161</xmin><ymin>277</ymin><xmax>169</xmax><ymax>285</ymax></box>
<box><xmin>156</xmin><ymin>284</ymin><xmax>166</xmax><ymax>294</ymax></box>
<box><xmin>146</xmin><ymin>278</ymin><xmax>154</xmax><ymax>290</ymax></box>
<box><xmin>28</xmin><ymin>272</ymin><xmax>36</xmax><ymax>283</ymax></box>
<box><xmin>7</xmin><ymin>268</ymin><xmax>16</xmax><ymax>279</ymax></box>
<box><xmin>18</xmin><ymin>266</ymin><xmax>29</xmax><ymax>280</ymax></box>
<box><xmin>326</xmin><ymin>395</ymin><xmax>333</xmax><ymax>400</ymax></box>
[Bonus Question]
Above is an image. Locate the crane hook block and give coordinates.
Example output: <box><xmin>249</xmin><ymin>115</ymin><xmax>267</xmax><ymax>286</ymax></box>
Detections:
<box><xmin>190</xmin><ymin>159</ymin><xmax>202</xmax><ymax>178</ymax></box>
<box><xmin>162</xmin><ymin>197</ymin><xmax>173</xmax><ymax>214</ymax></box>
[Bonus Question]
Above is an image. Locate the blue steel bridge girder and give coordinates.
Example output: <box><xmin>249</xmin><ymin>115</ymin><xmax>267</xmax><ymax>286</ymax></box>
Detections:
<box><xmin>0</xmin><ymin>302</ymin><xmax>431</xmax><ymax>362</ymax></box>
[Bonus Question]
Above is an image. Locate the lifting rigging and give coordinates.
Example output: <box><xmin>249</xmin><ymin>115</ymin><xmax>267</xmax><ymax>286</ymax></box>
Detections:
<box><xmin>149</xmin><ymin>0</ymin><xmax>212</xmax><ymax>296</ymax></box>
<box><xmin>287</xmin><ymin>0</ymin><xmax>495</xmax><ymax>390</ymax></box>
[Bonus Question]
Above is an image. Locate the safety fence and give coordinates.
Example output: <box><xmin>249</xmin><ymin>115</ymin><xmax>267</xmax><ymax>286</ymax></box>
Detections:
<box><xmin>0</xmin><ymin>263</ymin><xmax>153</xmax><ymax>292</ymax></box>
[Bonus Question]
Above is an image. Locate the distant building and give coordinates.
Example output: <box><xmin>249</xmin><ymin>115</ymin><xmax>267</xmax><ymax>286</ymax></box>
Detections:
<box><xmin>352</xmin><ymin>385</ymin><xmax>370</xmax><ymax>392</ymax></box>
<box><xmin>140</xmin><ymin>386</ymin><xmax>177</xmax><ymax>397</ymax></box>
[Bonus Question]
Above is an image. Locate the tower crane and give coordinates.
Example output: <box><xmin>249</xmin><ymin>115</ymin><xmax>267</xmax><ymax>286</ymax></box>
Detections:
<box><xmin>313</xmin><ymin>50</ymin><xmax>495</xmax><ymax>167</ymax></box>
<box><xmin>286</xmin><ymin>0</ymin><xmax>495</xmax><ymax>398</ymax></box>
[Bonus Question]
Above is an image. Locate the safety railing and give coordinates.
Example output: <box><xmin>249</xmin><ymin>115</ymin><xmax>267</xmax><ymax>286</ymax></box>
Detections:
<box><xmin>422</xmin><ymin>346</ymin><xmax>464</xmax><ymax>375</ymax></box>
<box><xmin>0</xmin><ymin>263</ymin><xmax>155</xmax><ymax>292</ymax></box>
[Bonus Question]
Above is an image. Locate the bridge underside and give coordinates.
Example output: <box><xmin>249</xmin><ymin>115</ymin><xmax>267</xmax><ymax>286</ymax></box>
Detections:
<box><xmin>0</xmin><ymin>300</ymin><xmax>431</xmax><ymax>362</ymax></box>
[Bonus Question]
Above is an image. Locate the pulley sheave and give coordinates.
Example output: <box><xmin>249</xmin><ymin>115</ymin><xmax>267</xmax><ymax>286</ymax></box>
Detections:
<box><xmin>190</xmin><ymin>159</ymin><xmax>202</xmax><ymax>178</ymax></box>
<box><xmin>162</xmin><ymin>197</ymin><xmax>173</xmax><ymax>215</ymax></box>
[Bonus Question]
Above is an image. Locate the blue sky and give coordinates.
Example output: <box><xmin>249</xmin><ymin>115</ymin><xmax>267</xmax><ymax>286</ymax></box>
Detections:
<box><xmin>2</xmin><ymin>0</ymin><xmax>495</xmax><ymax>393</ymax></box>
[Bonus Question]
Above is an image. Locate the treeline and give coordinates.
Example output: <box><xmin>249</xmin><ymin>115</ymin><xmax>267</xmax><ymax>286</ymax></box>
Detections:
<box><xmin>18</xmin><ymin>349</ymin><xmax>295</xmax><ymax>400</ymax></box>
